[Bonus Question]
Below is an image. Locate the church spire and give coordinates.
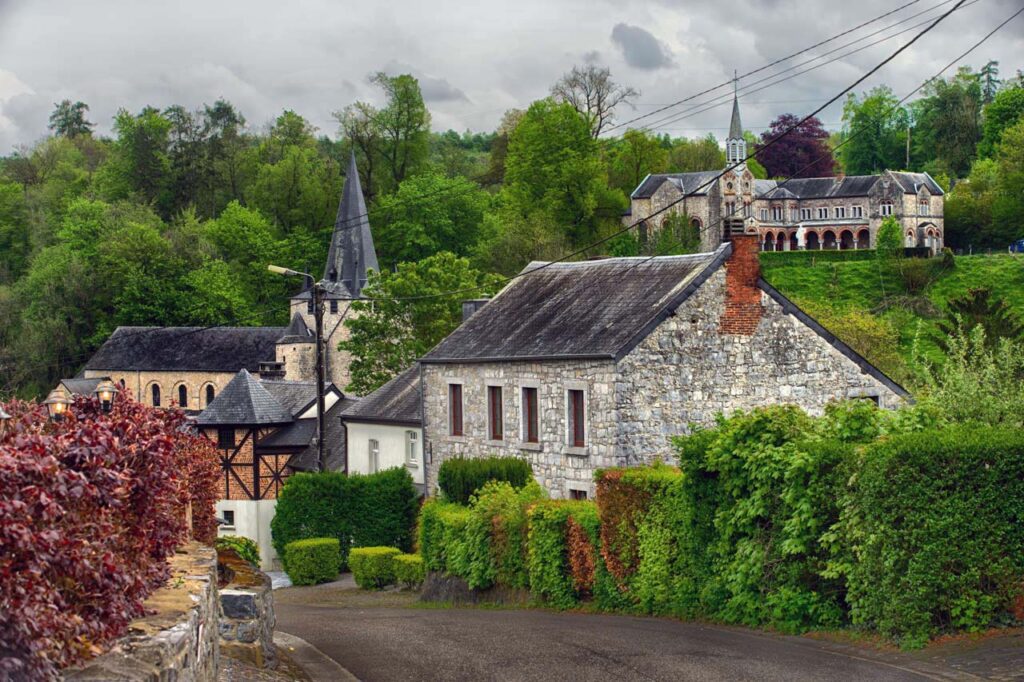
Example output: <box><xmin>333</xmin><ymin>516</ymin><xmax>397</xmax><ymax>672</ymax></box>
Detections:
<box><xmin>726</xmin><ymin>71</ymin><xmax>746</xmax><ymax>166</ymax></box>
<box><xmin>323</xmin><ymin>151</ymin><xmax>378</xmax><ymax>299</ymax></box>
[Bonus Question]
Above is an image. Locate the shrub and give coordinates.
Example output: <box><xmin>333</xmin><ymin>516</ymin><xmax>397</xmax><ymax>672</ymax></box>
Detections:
<box><xmin>457</xmin><ymin>481</ymin><xmax>545</xmax><ymax>589</ymax></box>
<box><xmin>841</xmin><ymin>427</ymin><xmax>1024</xmax><ymax>647</ymax></box>
<box><xmin>271</xmin><ymin>467</ymin><xmax>419</xmax><ymax>569</ymax></box>
<box><xmin>216</xmin><ymin>535</ymin><xmax>260</xmax><ymax>566</ymax></box>
<box><xmin>437</xmin><ymin>455</ymin><xmax>533</xmax><ymax>504</ymax></box>
<box><xmin>527</xmin><ymin>500</ymin><xmax>599</xmax><ymax>609</ymax></box>
<box><xmin>419</xmin><ymin>500</ymin><xmax>473</xmax><ymax>573</ymax></box>
<box><xmin>393</xmin><ymin>554</ymin><xmax>426</xmax><ymax>590</ymax></box>
<box><xmin>349</xmin><ymin>547</ymin><xmax>402</xmax><ymax>589</ymax></box>
<box><xmin>283</xmin><ymin>538</ymin><xmax>341</xmax><ymax>586</ymax></box>
<box><xmin>0</xmin><ymin>396</ymin><xmax>219</xmax><ymax>679</ymax></box>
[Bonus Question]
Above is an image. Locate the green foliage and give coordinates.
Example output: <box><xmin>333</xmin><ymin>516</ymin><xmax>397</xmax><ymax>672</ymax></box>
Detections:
<box><xmin>349</xmin><ymin>546</ymin><xmax>402</xmax><ymax>589</ymax></box>
<box><xmin>934</xmin><ymin>288</ymin><xmax>1024</xmax><ymax>351</ymax></box>
<box><xmin>526</xmin><ymin>501</ymin><xmax>600</xmax><ymax>609</ymax></box>
<box><xmin>341</xmin><ymin>252</ymin><xmax>503</xmax><ymax>394</ymax></box>
<box><xmin>283</xmin><ymin>538</ymin><xmax>341</xmax><ymax>586</ymax></box>
<box><xmin>437</xmin><ymin>455</ymin><xmax>534</xmax><ymax>505</ymax></box>
<box><xmin>215</xmin><ymin>535</ymin><xmax>260</xmax><ymax>566</ymax></box>
<box><xmin>271</xmin><ymin>468</ymin><xmax>418</xmax><ymax>569</ymax></box>
<box><xmin>48</xmin><ymin>100</ymin><xmax>95</xmax><ymax>138</ymax></box>
<box><xmin>393</xmin><ymin>553</ymin><xmax>426</xmax><ymax>590</ymax></box>
<box><xmin>418</xmin><ymin>500</ymin><xmax>473</xmax><ymax>572</ymax></box>
<box><xmin>758</xmin><ymin>250</ymin><xmax>877</xmax><ymax>266</ymax></box>
<box><xmin>840</xmin><ymin>427</ymin><xmax>1024</xmax><ymax>647</ymax></box>
<box><xmin>668</xmin><ymin>134</ymin><xmax>724</xmax><ymax>172</ymax></box>
<box><xmin>875</xmin><ymin>216</ymin><xmax>903</xmax><ymax>262</ymax></box>
<box><xmin>839</xmin><ymin>86</ymin><xmax>909</xmax><ymax>175</ymax></box>
<box><xmin>608</xmin><ymin>129</ymin><xmax>668</xmax><ymax>193</ymax></box>
<box><xmin>910</xmin><ymin>68</ymin><xmax>982</xmax><ymax>178</ymax></box>
<box><xmin>978</xmin><ymin>84</ymin><xmax>1024</xmax><ymax>158</ymax></box>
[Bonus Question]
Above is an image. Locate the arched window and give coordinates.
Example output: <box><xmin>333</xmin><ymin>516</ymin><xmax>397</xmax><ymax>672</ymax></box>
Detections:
<box><xmin>151</xmin><ymin>384</ymin><xmax>161</xmax><ymax>407</ymax></box>
<box><xmin>790</xmin><ymin>233</ymin><xmax>799</xmax><ymax>251</ymax></box>
<box><xmin>839</xmin><ymin>230</ymin><xmax>855</xmax><ymax>250</ymax></box>
<box><xmin>178</xmin><ymin>385</ymin><xmax>188</xmax><ymax>408</ymax></box>
<box><xmin>823</xmin><ymin>231</ymin><xmax>837</xmax><ymax>250</ymax></box>
<box><xmin>205</xmin><ymin>385</ymin><xmax>215</xmax><ymax>407</ymax></box>
<box><xmin>806</xmin><ymin>231</ymin><xmax>820</xmax><ymax>250</ymax></box>
<box><xmin>776</xmin><ymin>233</ymin><xmax>786</xmax><ymax>252</ymax></box>
<box><xmin>119</xmin><ymin>378</ymin><xmax>126</xmax><ymax>388</ymax></box>
<box><xmin>856</xmin><ymin>229</ymin><xmax>870</xmax><ymax>249</ymax></box>
<box><xmin>763</xmin><ymin>232</ymin><xmax>774</xmax><ymax>251</ymax></box>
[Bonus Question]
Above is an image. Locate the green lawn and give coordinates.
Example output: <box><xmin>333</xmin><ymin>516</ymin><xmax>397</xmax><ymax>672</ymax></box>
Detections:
<box><xmin>760</xmin><ymin>253</ymin><xmax>1024</xmax><ymax>381</ymax></box>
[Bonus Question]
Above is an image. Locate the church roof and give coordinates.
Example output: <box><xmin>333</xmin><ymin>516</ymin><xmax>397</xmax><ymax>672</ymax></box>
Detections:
<box><xmin>321</xmin><ymin>151</ymin><xmax>379</xmax><ymax>299</ymax></box>
<box><xmin>728</xmin><ymin>94</ymin><xmax>743</xmax><ymax>140</ymax></box>
<box><xmin>60</xmin><ymin>377</ymin><xmax>106</xmax><ymax>396</ymax></box>
<box><xmin>84</xmin><ymin>326</ymin><xmax>283</xmax><ymax>373</ymax></box>
<box><xmin>631</xmin><ymin>170</ymin><xmax>719</xmax><ymax>199</ymax></box>
<box><xmin>340</xmin><ymin>365</ymin><xmax>422</xmax><ymax>426</ymax></box>
<box><xmin>421</xmin><ymin>249</ymin><xmax>726</xmax><ymax>363</ymax></box>
<box><xmin>277</xmin><ymin>313</ymin><xmax>314</xmax><ymax>345</ymax></box>
<box><xmin>196</xmin><ymin>369</ymin><xmax>295</xmax><ymax>426</ymax></box>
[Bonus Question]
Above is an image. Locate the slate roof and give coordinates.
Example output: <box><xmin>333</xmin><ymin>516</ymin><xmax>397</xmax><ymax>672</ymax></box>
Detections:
<box><xmin>340</xmin><ymin>365</ymin><xmax>422</xmax><ymax>425</ymax></box>
<box><xmin>277</xmin><ymin>313</ymin><xmax>314</xmax><ymax>345</ymax></box>
<box><xmin>260</xmin><ymin>380</ymin><xmax>323</xmax><ymax>416</ymax></box>
<box><xmin>728</xmin><ymin>94</ymin><xmax>743</xmax><ymax>140</ymax></box>
<box><xmin>60</xmin><ymin>377</ymin><xmax>105</xmax><ymax>396</ymax></box>
<box><xmin>287</xmin><ymin>397</ymin><xmax>359</xmax><ymax>472</ymax></box>
<box><xmin>631</xmin><ymin>170</ymin><xmax>720</xmax><ymax>199</ymax></box>
<box><xmin>84</xmin><ymin>326</ymin><xmax>283</xmax><ymax>373</ymax></box>
<box><xmin>196</xmin><ymin>369</ymin><xmax>295</xmax><ymax>426</ymax></box>
<box><xmin>421</xmin><ymin>249</ymin><xmax>727</xmax><ymax>364</ymax></box>
<box><xmin>889</xmin><ymin>171</ymin><xmax>944</xmax><ymax>195</ymax></box>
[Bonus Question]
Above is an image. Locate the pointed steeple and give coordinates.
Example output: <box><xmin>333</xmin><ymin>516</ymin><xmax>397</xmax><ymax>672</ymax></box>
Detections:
<box><xmin>726</xmin><ymin>72</ymin><xmax>746</xmax><ymax>167</ymax></box>
<box><xmin>323</xmin><ymin>151</ymin><xmax>379</xmax><ymax>298</ymax></box>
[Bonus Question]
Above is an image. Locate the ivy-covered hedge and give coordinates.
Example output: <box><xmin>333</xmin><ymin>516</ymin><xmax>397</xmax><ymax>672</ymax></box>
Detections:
<box><xmin>271</xmin><ymin>467</ymin><xmax>418</xmax><ymax>573</ymax></box>
<box><xmin>437</xmin><ymin>455</ymin><xmax>533</xmax><ymax>504</ymax></box>
<box><xmin>416</xmin><ymin>402</ymin><xmax>1024</xmax><ymax>647</ymax></box>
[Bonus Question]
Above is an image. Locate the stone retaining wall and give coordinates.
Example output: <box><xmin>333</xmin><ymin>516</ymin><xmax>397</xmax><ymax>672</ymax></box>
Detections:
<box><xmin>217</xmin><ymin>548</ymin><xmax>277</xmax><ymax>669</ymax></box>
<box><xmin>65</xmin><ymin>542</ymin><xmax>219</xmax><ymax>681</ymax></box>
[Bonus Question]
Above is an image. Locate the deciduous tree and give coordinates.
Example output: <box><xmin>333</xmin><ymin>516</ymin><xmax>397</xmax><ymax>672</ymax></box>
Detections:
<box><xmin>755</xmin><ymin>114</ymin><xmax>837</xmax><ymax>178</ymax></box>
<box><xmin>551</xmin><ymin>64</ymin><xmax>639</xmax><ymax>138</ymax></box>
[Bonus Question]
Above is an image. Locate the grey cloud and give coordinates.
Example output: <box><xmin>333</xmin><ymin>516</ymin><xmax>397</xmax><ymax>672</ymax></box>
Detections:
<box><xmin>611</xmin><ymin>23</ymin><xmax>674</xmax><ymax>70</ymax></box>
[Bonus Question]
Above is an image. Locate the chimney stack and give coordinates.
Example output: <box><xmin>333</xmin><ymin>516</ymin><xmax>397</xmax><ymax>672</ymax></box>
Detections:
<box><xmin>461</xmin><ymin>298</ymin><xmax>490</xmax><ymax>323</ymax></box>
<box><xmin>719</xmin><ymin>234</ymin><xmax>763</xmax><ymax>335</ymax></box>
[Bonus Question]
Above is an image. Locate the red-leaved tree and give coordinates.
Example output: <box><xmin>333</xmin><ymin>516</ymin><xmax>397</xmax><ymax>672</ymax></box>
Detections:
<box><xmin>754</xmin><ymin>114</ymin><xmax>838</xmax><ymax>179</ymax></box>
<box><xmin>0</xmin><ymin>394</ymin><xmax>219</xmax><ymax>679</ymax></box>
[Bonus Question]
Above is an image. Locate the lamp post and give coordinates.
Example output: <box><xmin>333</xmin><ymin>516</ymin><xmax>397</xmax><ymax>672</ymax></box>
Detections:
<box><xmin>44</xmin><ymin>386</ymin><xmax>72</xmax><ymax>422</ymax></box>
<box><xmin>0</xmin><ymin>406</ymin><xmax>10</xmax><ymax>439</ymax></box>
<box><xmin>94</xmin><ymin>379</ymin><xmax>118</xmax><ymax>413</ymax></box>
<box><xmin>268</xmin><ymin>265</ymin><xmax>327</xmax><ymax>473</ymax></box>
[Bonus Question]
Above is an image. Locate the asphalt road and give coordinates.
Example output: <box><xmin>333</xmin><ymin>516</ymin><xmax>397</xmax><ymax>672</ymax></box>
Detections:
<box><xmin>274</xmin><ymin>603</ymin><xmax>954</xmax><ymax>681</ymax></box>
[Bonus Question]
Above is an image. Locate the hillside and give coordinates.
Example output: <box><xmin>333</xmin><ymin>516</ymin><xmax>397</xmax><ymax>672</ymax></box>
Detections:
<box><xmin>760</xmin><ymin>252</ymin><xmax>1024</xmax><ymax>386</ymax></box>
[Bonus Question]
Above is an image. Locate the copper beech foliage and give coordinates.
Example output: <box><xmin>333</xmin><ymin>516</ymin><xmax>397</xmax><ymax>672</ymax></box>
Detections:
<box><xmin>0</xmin><ymin>394</ymin><xmax>219</xmax><ymax>679</ymax></box>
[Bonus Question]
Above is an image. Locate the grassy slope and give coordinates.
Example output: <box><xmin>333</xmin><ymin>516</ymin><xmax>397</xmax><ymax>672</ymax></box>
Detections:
<box><xmin>760</xmin><ymin>253</ymin><xmax>1024</xmax><ymax>373</ymax></box>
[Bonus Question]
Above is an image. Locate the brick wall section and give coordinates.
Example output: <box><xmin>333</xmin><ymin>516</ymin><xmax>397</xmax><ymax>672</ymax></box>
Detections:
<box><xmin>719</xmin><ymin>235</ymin><xmax>763</xmax><ymax>335</ymax></box>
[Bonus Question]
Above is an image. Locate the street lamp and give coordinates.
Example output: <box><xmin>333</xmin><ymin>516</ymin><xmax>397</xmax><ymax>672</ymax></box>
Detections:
<box><xmin>94</xmin><ymin>379</ymin><xmax>118</xmax><ymax>413</ymax></box>
<box><xmin>44</xmin><ymin>386</ymin><xmax>72</xmax><ymax>421</ymax></box>
<box><xmin>268</xmin><ymin>264</ymin><xmax>328</xmax><ymax>473</ymax></box>
<box><xmin>0</xmin><ymin>406</ymin><xmax>11</xmax><ymax>438</ymax></box>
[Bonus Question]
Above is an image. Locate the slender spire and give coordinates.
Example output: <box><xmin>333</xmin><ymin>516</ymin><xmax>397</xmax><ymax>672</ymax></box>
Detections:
<box><xmin>323</xmin><ymin>151</ymin><xmax>379</xmax><ymax>298</ymax></box>
<box><xmin>728</xmin><ymin>72</ymin><xmax>743</xmax><ymax>141</ymax></box>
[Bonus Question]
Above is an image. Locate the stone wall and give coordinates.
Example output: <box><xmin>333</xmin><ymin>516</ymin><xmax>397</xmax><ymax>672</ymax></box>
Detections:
<box><xmin>83</xmin><ymin>369</ymin><xmax>236</xmax><ymax>411</ymax></box>
<box><xmin>65</xmin><ymin>543</ymin><xmax>219</xmax><ymax>682</ymax></box>
<box><xmin>422</xmin><ymin>359</ymin><xmax>618</xmax><ymax>498</ymax></box>
<box><xmin>218</xmin><ymin>549</ymin><xmax>277</xmax><ymax>669</ymax></box>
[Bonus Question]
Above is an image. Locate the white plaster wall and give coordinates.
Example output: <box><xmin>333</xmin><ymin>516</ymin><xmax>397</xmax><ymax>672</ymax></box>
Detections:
<box><xmin>216</xmin><ymin>499</ymin><xmax>280</xmax><ymax>571</ymax></box>
<box><xmin>346</xmin><ymin>421</ymin><xmax>424</xmax><ymax>485</ymax></box>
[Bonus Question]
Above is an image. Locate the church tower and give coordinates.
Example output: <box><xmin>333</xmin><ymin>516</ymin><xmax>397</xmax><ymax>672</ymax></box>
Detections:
<box><xmin>290</xmin><ymin>151</ymin><xmax>379</xmax><ymax>392</ymax></box>
<box><xmin>725</xmin><ymin>77</ymin><xmax>746</xmax><ymax>169</ymax></box>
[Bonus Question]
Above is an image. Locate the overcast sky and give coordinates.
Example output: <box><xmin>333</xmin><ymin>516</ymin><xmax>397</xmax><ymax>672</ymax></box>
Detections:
<box><xmin>0</xmin><ymin>0</ymin><xmax>1021</xmax><ymax>152</ymax></box>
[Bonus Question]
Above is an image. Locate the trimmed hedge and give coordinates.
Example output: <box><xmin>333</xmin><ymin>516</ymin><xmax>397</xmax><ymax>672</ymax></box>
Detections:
<box><xmin>419</xmin><ymin>500</ymin><xmax>473</xmax><ymax>572</ymax></box>
<box><xmin>271</xmin><ymin>467</ymin><xmax>418</xmax><ymax>571</ymax></box>
<box><xmin>527</xmin><ymin>501</ymin><xmax>601</xmax><ymax>609</ymax></box>
<box><xmin>283</xmin><ymin>538</ymin><xmax>340</xmax><ymax>586</ymax></box>
<box><xmin>759</xmin><ymin>249</ymin><xmax>877</xmax><ymax>266</ymax></box>
<box><xmin>394</xmin><ymin>554</ymin><xmax>426</xmax><ymax>590</ymax></box>
<box><xmin>215</xmin><ymin>535</ymin><xmax>260</xmax><ymax>566</ymax></box>
<box><xmin>349</xmin><ymin>547</ymin><xmax>402</xmax><ymax>589</ymax></box>
<box><xmin>437</xmin><ymin>456</ymin><xmax>533</xmax><ymax>505</ymax></box>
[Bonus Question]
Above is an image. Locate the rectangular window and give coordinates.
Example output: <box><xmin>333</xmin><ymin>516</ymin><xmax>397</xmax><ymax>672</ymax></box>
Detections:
<box><xmin>743</xmin><ymin>202</ymin><xmax>752</xmax><ymax>218</ymax></box>
<box><xmin>919</xmin><ymin>201</ymin><xmax>929</xmax><ymax>216</ymax></box>
<box><xmin>800</xmin><ymin>207</ymin><xmax>812</xmax><ymax>220</ymax></box>
<box><xmin>881</xmin><ymin>203</ymin><xmax>894</xmax><ymax>216</ymax></box>
<box><xmin>791</xmin><ymin>209</ymin><xmax>799</xmax><ymax>222</ymax></box>
<box><xmin>759</xmin><ymin>208</ymin><xmax>768</xmax><ymax>221</ymax></box>
<box><xmin>222</xmin><ymin>510</ymin><xmax>235</xmax><ymax>529</ymax></box>
<box><xmin>368</xmin><ymin>438</ymin><xmax>380</xmax><ymax>473</ymax></box>
<box><xmin>488</xmin><ymin>385</ymin><xmax>503</xmax><ymax>440</ymax></box>
<box><xmin>217</xmin><ymin>427</ymin><xmax>235</xmax><ymax>449</ymax></box>
<box><xmin>835</xmin><ymin>206</ymin><xmax>846</xmax><ymax>219</ymax></box>
<box><xmin>569</xmin><ymin>489</ymin><xmax>588</xmax><ymax>501</ymax></box>
<box><xmin>448</xmin><ymin>384</ymin><xmax>463</xmax><ymax>436</ymax></box>
<box><xmin>567</xmin><ymin>389</ymin><xmax>585</xmax><ymax>448</ymax></box>
<box><xmin>771</xmin><ymin>207</ymin><xmax>783</xmax><ymax>221</ymax></box>
<box><xmin>330</xmin><ymin>299</ymin><xmax>339</xmax><ymax>314</ymax></box>
<box><xmin>817</xmin><ymin>207</ymin><xmax>829</xmax><ymax>219</ymax></box>
<box><xmin>852</xmin><ymin>205</ymin><xmax>864</xmax><ymax>218</ymax></box>
<box><xmin>522</xmin><ymin>387</ymin><xmax>539</xmax><ymax>444</ymax></box>
<box><xmin>725</xmin><ymin>201</ymin><xmax>735</xmax><ymax>217</ymax></box>
<box><xmin>405</xmin><ymin>431</ymin><xmax>418</xmax><ymax>465</ymax></box>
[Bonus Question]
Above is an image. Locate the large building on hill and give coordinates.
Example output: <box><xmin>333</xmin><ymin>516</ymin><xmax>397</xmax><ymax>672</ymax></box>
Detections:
<box><xmin>629</xmin><ymin>94</ymin><xmax>945</xmax><ymax>254</ymax></box>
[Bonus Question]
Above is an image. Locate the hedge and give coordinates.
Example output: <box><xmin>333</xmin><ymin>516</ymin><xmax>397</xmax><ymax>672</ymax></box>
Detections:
<box><xmin>414</xmin><ymin>403</ymin><xmax>1024</xmax><ymax>647</ymax></box>
<box><xmin>437</xmin><ymin>455</ymin><xmax>533</xmax><ymax>504</ymax></box>
<box><xmin>0</xmin><ymin>396</ymin><xmax>219</xmax><ymax>679</ymax></box>
<box><xmin>394</xmin><ymin>554</ymin><xmax>426</xmax><ymax>590</ymax></box>
<box><xmin>283</xmin><ymin>538</ymin><xmax>341</xmax><ymax>586</ymax></box>
<box><xmin>215</xmin><ymin>535</ymin><xmax>260</xmax><ymax>566</ymax></box>
<box><xmin>349</xmin><ymin>547</ymin><xmax>402</xmax><ymax>589</ymax></box>
<box><xmin>271</xmin><ymin>467</ymin><xmax>418</xmax><ymax>572</ymax></box>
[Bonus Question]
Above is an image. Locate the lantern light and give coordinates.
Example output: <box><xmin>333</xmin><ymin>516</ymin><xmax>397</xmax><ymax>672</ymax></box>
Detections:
<box><xmin>44</xmin><ymin>387</ymin><xmax>72</xmax><ymax>421</ymax></box>
<box><xmin>94</xmin><ymin>379</ymin><xmax>118</xmax><ymax>413</ymax></box>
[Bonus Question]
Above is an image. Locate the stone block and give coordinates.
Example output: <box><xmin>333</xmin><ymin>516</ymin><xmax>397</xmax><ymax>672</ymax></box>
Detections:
<box><xmin>220</xmin><ymin>590</ymin><xmax>258</xmax><ymax>619</ymax></box>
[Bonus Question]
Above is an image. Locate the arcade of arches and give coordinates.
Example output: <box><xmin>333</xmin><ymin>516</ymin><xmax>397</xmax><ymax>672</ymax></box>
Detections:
<box><xmin>761</xmin><ymin>228</ymin><xmax>872</xmax><ymax>252</ymax></box>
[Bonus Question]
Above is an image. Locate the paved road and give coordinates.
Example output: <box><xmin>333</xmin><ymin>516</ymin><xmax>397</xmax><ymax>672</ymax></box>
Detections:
<box><xmin>275</xmin><ymin>602</ymin><xmax>961</xmax><ymax>681</ymax></box>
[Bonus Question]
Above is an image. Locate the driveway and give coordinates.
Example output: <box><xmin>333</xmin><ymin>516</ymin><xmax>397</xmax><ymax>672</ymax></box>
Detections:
<box><xmin>273</xmin><ymin>585</ymin><xmax>990</xmax><ymax>681</ymax></box>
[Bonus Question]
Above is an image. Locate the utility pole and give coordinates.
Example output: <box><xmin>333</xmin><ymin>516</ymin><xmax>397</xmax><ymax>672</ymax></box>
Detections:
<box><xmin>310</xmin><ymin>276</ymin><xmax>327</xmax><ymax>473</ymax></box>
<box><xmin>906</xmin><ymin>124</ymin><xmax>911</xmax><ymax>169</ymax></box>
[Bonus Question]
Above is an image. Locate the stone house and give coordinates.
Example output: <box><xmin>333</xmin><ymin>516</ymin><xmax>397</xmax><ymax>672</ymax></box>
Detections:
<box><xmin>196</xmin><ymin>368</ymin><xmax>354</xmax><ymax>569</ymax></box>
<box><xmin>418</xmin><ymin>234</ymin><xmax>908</xmax><ymax>499</ymax></box>
<box><xmin>340</xmin><ymin>364</ymin><xmax>425</xmax><ymax>492</ymax></box>
<box><xmin>629</xmin><ymin>94</ymin><xmax>945</xmax><ymax>253</ymax></box>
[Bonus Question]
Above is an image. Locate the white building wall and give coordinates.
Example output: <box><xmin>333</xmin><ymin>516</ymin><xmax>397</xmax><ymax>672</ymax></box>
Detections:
<box><xmin>216</xmin><ymin>499</ymin><xmax>280</xmax><ymax>571</ymax></box>
<box><xmin>346</xmin><ymin>421</ymin><xmax>425</xmax><ymax>486</ymax></box>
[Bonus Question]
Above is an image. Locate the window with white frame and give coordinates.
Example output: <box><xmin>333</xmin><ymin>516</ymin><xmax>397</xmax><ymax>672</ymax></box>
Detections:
<box><xmin>800</xmin><ymin>207</ymin><xmax>812</xmax><ymax>221</ymax></box>
<box><xmin>566</xmin><ymin>389</ymin><xmax>586</xmax><ymax>448</ymax></box>
<box><xmin>405</xmin><ymin>431</ymin><xmax>418</xmax><ymax>466</ymax></box>
<box><xmin>368</xmin><ymin>439</ymin><xmax>380</xmax><ymax>473</ymax></box>
<box><xmin>817</xmin><ymin>207</ymin><xmax>829</xmax><ymax>219</ymax></box>
<box><xmin>835</xmin><ymin>206</ymin><xmax>846</xmax><ymax>219</ymax></box>
<box><xmin>852</xmin><ymin>205</ymin><xmax>864</xmax><ymax>218</ymax></box>
<box><xmin>881</xmin><ymin>203</ymin><xmax>894</xmax><ymax>216</ymax></box>
<box><xmin>791</xmin><ymin>209</ymin><xmax>800</xmax><ymax>222</ymax></box>
<box><xmin>759</xmin><ymin>208</ymin><xmax>768</xmax><ymax>221</ymax></box>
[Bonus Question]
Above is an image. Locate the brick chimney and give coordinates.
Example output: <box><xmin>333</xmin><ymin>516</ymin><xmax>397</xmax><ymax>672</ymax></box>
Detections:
<box><xmin>719</xmin><ymin>234</ymin><xmax>763</xmax><ymax>335</ymax></box>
